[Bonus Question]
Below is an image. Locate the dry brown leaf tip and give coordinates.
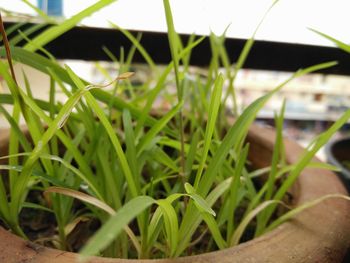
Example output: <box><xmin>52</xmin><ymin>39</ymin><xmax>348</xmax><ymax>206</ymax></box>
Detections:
<box><xmin>117</xmin><ymin>71</ymin><xmax>135</xmax><ymax>80</ymax></box>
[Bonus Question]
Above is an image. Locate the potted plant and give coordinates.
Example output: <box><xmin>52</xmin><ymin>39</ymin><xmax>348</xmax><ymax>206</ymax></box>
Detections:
<box><xmin>0</xmin><ymin>1</ymin><xmax>349</xmax><ymax>262</ymax></box>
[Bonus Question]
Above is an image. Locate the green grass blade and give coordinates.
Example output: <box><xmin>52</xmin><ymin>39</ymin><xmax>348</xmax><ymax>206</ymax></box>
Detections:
<box><xmin>0</xmin><ymin>105</ymin><xmax>32</xmax><ymax>152</ymax></box>
<box><xmin>7</xmin><ymin>90</ymin><xmax>95</xmax><ymax>187</ymax></box>
<box><xmin>201</xmin><ymin>212</ymin><xmax>227</xmax><ymax>250</ymax></box>
<box><xmin>270</xmin><ymin>108</ymin><xmax>350</xmax><ymax>213</ymax></box>
<box><xmin>0</xmin><ymin>173</ymin><xmax>10</xmax><ymax>224</ymax></box>
<box><xmin>146</xmin><ymin>208</ymin><xmax>163</xmax><ymax>253</ymax></box>
<box><xmin>151</xmin><ymin>146</ymin><xmax>179</xmax><ymax>173</ymax></box>
<box><xmin>174</xmin><ymin>178</ymin><xmax>232</xmax><ymax>256</ymax></box>
<box><xmin>8</xmin><ymin>83</ymin><xmax>92</xmax><ymax>218</ymax></box>
<box><xmin>102</xmin><ymin>45</ymin><xmax>119</xmax><ymax>62</ymax></box>
<box><xmin>252</xmin><ymin>107</ymin><xmax>350</xmax><ymax>234</ymax></box>
<box><xmin>136</xmin><ymin>101</ymin><xmax>183</xmax><ymax>155</ymax></box>
<box><xmin>0</xmin><ymin>60</ymin><xmax>23</xmax><ymax>107</ymax></box>
<box><xmin>96</xmin><ymin>139</ymin><xmax>123</xmax><ymax>208</ymax></box>
<box><xmin>253</xmin><ymin>100</ymin><xmax>286</xmax><ymax>236</ymax></box>
<box><xmin>5</xmin><ymin>98</ymin><xmax>28</xmax><ymax>201</ymax></box>
<box><xmin>266</xmin><ymin>101</ymin><xmax>286</xmax><ymax>200</ymax></box>
<box><xmin>184</xmin><ymin>128</ymin><xmax>200</xmax><ymax>177</ymax></box>
<box><xmin>0</xmin><ymin>162</ymin><xmax>74</xmax><ymax>189</ymax></box>
<box><xmin>185</xmin><ymin>183</ymin><xmax>216</xmax><ymax>216</ymax></box>
<box><xmin>226</xmin><ymin>144</ymin><xmax>249</xmax><ymax>239</ymax></box>
<box><xmin>223</xmin><ymin>0</ymin><xmax>280</xmax><ymax>112</ymax></box>
<box><xmin>265</xmin><ymin>194</ymin><xmax>350</xmax><ymax>233</ymax></box>
<box><xmin>309</xmin><ymin>28</ymin><xmax>350</xmax><ymax>53</ymax></box>
<box><xmin>229</xmin><ymin>200</ymin><xmax>282</xmax><ymax>246</ymax></box>
<box><xmin>19</xmin><ymin>30</ymin><xmax>56</xmax><ymax>60</ymax></box>
<box><xmin>108</xmin><ymin>22</ymin><xmax>156</xmax><ymax>71</ymax></box>
<box><xmin>198</xmin><ymin>61</ymin><xmax>337</xmax><ymax>198</ymax></box>
<box><xmin>194</xmin><ymin>74</ymin><xmax>223</xmax><ymax>188</ymax></box>
<box><xmin>41</xmin><ymin>153</ymin><xmax>101</xmax><ymax>199</ymax></box>
<box><xmin>163</xmin><ymin>0</ymin><xmax>188</xmax><ymax>178</ymax></box>
<box><xmin>163</xmin><ymin>0</ymin><xmax>182</xmax><ymax>99</ymax></box>
<box><xmin>79</xmin><ymin>196</ymin><xmax>155</xmax><ymax>259</ymax></box>
<box><xmin>4</xmin><ymin>47</ymin><xmax>177</xmax><ymax>137</ymax></box>
<box><xmin>156</xmin><ymin>199</ymin><xmax>179</xmax><ymax>257</ymax></box>
<box><xmin>46</xmin><ymin>187</ymin><xmax>116</xmax><ymax>215</ymax></box>
<box><xmin>122</xmin><ymin>109</ymin><xmax>140</xmax><ymax>188</ymax></box>
<box><xmin>134</xmin><ymin>35</ymin><xmax>205</xmax><ymax>136</ymax></box>
<box><xmin>10</xmin><ymin>23</ymin><xmax>48</xmax><ymax>46</ymax></box>
<box><xmin>0</xmin><ymin>22</ymin><xmax>25</xmax><ymax>42</ymax></box>
<box><xmin>49</xmin><ymin>186</ymin><xmax>141</xmax><ymax>255</ymax></box>
<box><xmin>146</xmin><ymin>194</ymin><xmax>184</xmax><ymax>254</ymax></box>
<box><xmin>24</xmin><ymin>0</ymin><xmax>116</xmax><ymax>52</ymax></box>
<box><xmin>177</xmin><ymin>61</ymin><xmax>336</xmax><ymax>256</ymax></box>
<box><xmin>65</xmin><ymin>66</ymin><xmax>139</xmax><ymax>198</ymax></box>
<box><xmin>22</xmin><ymin>202</ymin><xmax>54</xmax><ymax>213</ymax></box>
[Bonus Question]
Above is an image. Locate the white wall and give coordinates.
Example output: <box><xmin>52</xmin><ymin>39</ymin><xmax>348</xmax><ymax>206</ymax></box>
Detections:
<box><xmin>2</xmin><ymin>0</ymin><xmax>350</xmax><ymax>47</ymax></box>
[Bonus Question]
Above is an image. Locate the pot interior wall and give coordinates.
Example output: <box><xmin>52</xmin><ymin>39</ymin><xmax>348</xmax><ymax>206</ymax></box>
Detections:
<box><xmin>330</xmin><ymin>138</ymin><xmax>350</xmax><ymax>163</ymax></box>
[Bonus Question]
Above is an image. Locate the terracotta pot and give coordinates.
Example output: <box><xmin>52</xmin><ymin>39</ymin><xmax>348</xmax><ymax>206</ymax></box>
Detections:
<box><xmin>0</xmin><ymin>124</ymin><xmax>349</xmax><ymax>263</ymax></box>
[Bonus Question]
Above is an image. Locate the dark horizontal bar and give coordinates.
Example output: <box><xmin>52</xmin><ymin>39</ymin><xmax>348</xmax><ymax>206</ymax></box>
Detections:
<box><xmin>4</xmin><ymin>21</ymin><xmax>350</xmax><ymax>75</ymax></box>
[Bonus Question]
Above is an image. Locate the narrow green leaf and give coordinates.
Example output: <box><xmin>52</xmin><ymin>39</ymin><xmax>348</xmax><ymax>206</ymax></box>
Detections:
<box><xmin>229</xmin><ymin>200</ymin><xmax>283</xmax><ymax>246</ymax></box>
<box><xmin>267</xmin><ymin>99</ymin><xmax>286</xmax><ymax>200</ymax></box>
<box><xmin>194</xmin><ymin>74</ymin><xmax>224</xmax><ymax>188</ymax></box>
<box><xmin>265</xmin><ymin>194</ymin><xmax>350</xmax><ymax>233</ymax></box>
<box><xmin>226</xmin><ymin>144</ymin><xmax>249</xmax><ymax>238</ymax></box>
<box><xmin>198</xmin><ymin>61</ymin><xmax>337</xmax><ymax>198</ymax></box>
<box><xmin>1</xmin><ymin>22</ymin><xmax>25</xmax><ymax>42</ymax></box>
<box><xmin>10</xmin><ymin>23</ymin><xmax>48</xmax><ymax>46</ymax></box>
<box><xmin>156</xmin><ymin>199</ymin><xmax>179</xmax><ymax>257</ymax></box>
<box><xmin>22</xmin><ymin>202</ymin><xmax>54</xmax><ymax>213</ymax></box>
<box><xmin>201</xmin><ymin>212</ymin><xmax>227</xmax><ymax>250</ymax></box>
<box><xmin>223</xmin><ymin>0</ymin><xmax>280</xmax><ymax>112</ymax></box>
<box><xmin>79</xmin><ymin>196</ymin><xmax>154</xmax><ymax>258</ymax></box>
<box><xmin>254</xmin><ymin>100</ymin><xmax>286</xmax><ymax>236</ymax></box>
<box><xmin>269</xmin><ymin>107</ymin><xmax>350</xmax><ymax>220</ymax></box>
<box><xmin>190</xmin><ymin>193</ymin><xmax>216</xmax><ymax>217</ymax></box>
<box><xmin>134</xmin><ymin>35</ymin><xmax>205</xmax><ymax>136</ymax></box>
<box><xmin>24</xmin><ymin>0</ymin><xmax>116</xmax><ymax>52</ymax></box>
<box><xmin>151</xmin><ymin>146</ymin><xmax>179</xmax><ymax>172</ymax></box>
<box><xmin>147</xmin><ymin>193</ymin><xmax>184</xmax><ymax>253</ymax></box>
<box><xmin>184</xmin><ymin>128</ymin><xmax>200</xmax><ymax>177</ymax></box>
<box><xmin>122</xmin><ymin>109</ymin><xmax>139</xmax><ymax>185</ymax></box>
<box><xmin>4</xmin><ymin>47</ymin><xmax>176</xmax><ymax>137</ymax></box>
<box><xmin>163</xmin><ymin>0</ymin><xmax>182</xmax><ymax>99</ymax></box>
<box><xmin>46</xmin><ymin>187</ymin><xmax>115</xmax><ymax>215</ymax></box>
<box><xmin>109</xmin><ymin>22</ymin><xmax>156</xmax><ymax>70</ymax></box>
<box><xmin>65</xmin><ymin>66</ymin><xmax>139</xmax><ymax>198</ymax></box>
<box><xmin>185</xmin><ymin>183</ymin><xmax>216</xmax><ymax>216</ymax></box>
<box><xmin>184</xmin><ymin>182</ymin><xmax>195</xmax><ymax>194</ymax></box>
<box><xmin>47</xmin><ymin>186</ymin><xmax>141</xmax><ymax>255</ymax></box>
<box><xmin>137</xmin><ymin>101</ymin><xmax>183</xmax><ymax>155</ymax></box>
<box><xmin>177</xmin><ymin>61</ymin><xmax>336</xmax><ymax>256</ymax></box>
<box><xmin>0</xmin><ymin>105</ymin><xmax>32</xmax><ymax>152</ymax></box>
<box><xmin>309</xmin><ymin>28</ymin><xmax>350</xmax><ymax>53</ymax></box>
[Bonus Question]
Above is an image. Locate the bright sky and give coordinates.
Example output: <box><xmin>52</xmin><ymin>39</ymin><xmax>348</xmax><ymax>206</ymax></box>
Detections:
<box><xmin>2</xmin><ymin>0</ymin><xmax>350</xmax><ymax>47</ymax></box>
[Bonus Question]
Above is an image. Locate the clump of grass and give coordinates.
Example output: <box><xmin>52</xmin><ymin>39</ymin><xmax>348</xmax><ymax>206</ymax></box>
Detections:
<box><xmin>0</xmin><ymin>0</ymin><xmax>350</xmax><ymax>260</ymax></box>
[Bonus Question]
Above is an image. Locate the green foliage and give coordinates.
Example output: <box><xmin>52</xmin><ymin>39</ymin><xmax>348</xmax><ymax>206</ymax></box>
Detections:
<box><xmin>0</xmin><ymin>0</ymin><xmax>349</xmax><ymax>260</ymax></box>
